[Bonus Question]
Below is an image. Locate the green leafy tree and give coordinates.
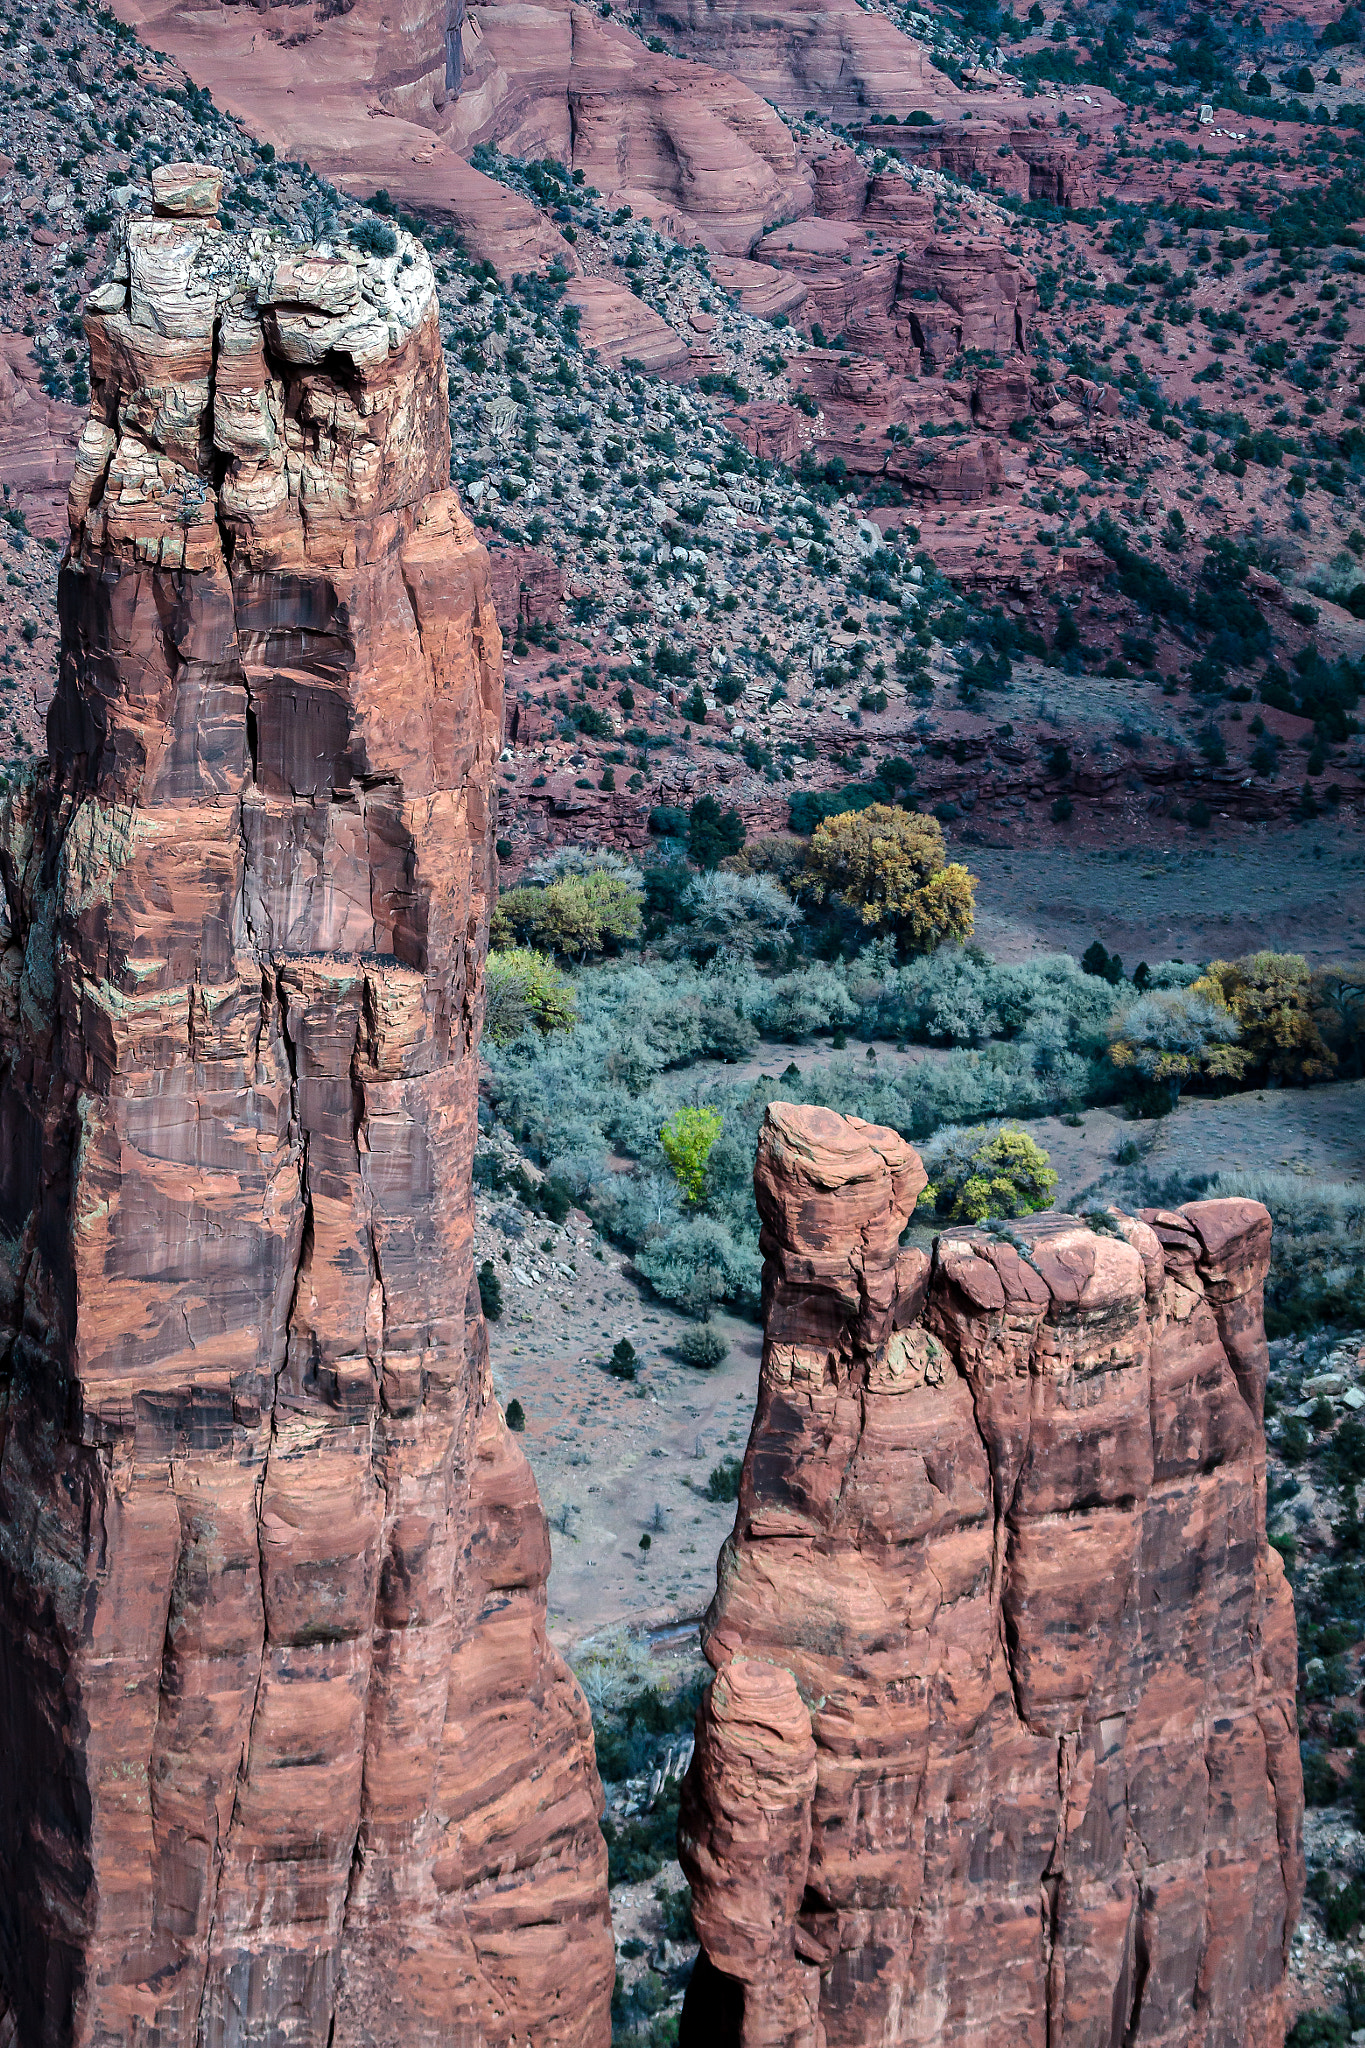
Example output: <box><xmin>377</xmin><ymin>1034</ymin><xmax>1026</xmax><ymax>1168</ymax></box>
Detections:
<box><xmin>483</xmin><ymin>946</ymin><xmax>578</xmax><ymax>1043</ymax></box>
<box><xmin>659</xmin><ymin>1105</ymin><xmax>723</xmax><ymax>1203</ymax></box>
<box><xmin>1081</xmin><ymin>940</ymin><xmax>1124</xmax><ymax>985</ymax></box>
<box><xmin>801</xmin><ymin>804</ymin><xmax>975</xmax><ymax>951</ymax></box>
<box><xmin>478</xmin><ymin>1260</ymin><xmax>504</xmax><ymax>1322</ymax></box>
<box><xmin>921</xmin><ymin>1125</ymin><xmax>1058</xmax><ymax>1224</ymax></box>
<box><xmin>491</xmin><ymin>870</ymin><xmax>642</xmax><ymax>959</ymax></box>
<box><xmin>1314</xmin><ymin>963</ymin><xmax>1365</xmax><ymax>1077</ymax></box>
<box><xmin>687</xmin><ymin>796</ymin><xmax>745</xmax><ymax>872</ymax></box>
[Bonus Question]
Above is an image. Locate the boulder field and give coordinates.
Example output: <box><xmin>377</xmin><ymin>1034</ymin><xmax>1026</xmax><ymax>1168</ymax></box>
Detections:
<box><xmin>0</xmin><ymin>170</ymin><xmax>613</xmax><ymax>2048</ymax></box>
<box><xmin>678</xmin><ymin>1104</ymin><xmax>1304</xmax><ymax>2048</ymax></box>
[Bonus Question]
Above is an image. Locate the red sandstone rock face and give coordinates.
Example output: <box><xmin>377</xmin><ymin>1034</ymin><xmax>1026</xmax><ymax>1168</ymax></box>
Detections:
<box><xmin>448</xmin><ymin>1</ymin><xmax>816</xmax><ymax>255</ymax></box>
<box><xmin>488</xmin><ymin>544</ymin><xmax>566</xmax><ymax>629</ymax></box>
<box><xmin>0</xmin><ymin>334</ymin><xmax>83</xmax><ymax>540</ymax></box>
<box><xmin>635</xmin><ymin>0</ymin><xmax>961</xmax><ymax>124</ymax></box>
<box><xmin>854</xmin><ymin>117</ymin><xmax>1096</xmax><ymax>209</ymax></box>
<box><xmin>0</xmin><ymin>178</ymin><xmax>613</xmax><ymax>2048</ymax></box>
<box><xmin>679</xmin><ymin>1103</ymin><xmax>1303</xmax><ymax>2048</ymax></box>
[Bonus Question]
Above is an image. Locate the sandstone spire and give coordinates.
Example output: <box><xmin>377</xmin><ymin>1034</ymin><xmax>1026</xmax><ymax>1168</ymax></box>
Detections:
<box><xmin>0</xmin><ymin>165</ymin><xmax>613</xmax><ymax>2047</ymax></box>
<box><xmin>679</xmin><ymin>1102</ymin><xmax>1303</xmax><ymax>2048</ymax></box>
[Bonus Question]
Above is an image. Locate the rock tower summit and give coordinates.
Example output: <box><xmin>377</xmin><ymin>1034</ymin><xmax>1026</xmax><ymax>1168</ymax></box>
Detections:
<box><xmin>678</xmin><ymin>1104</ymin><xmax>1304</xmax><ymax>2048</ymax></box>
<box><xmin>0</xmin><ymin>167</ymin><xmax>613</xmax><ymax>2046</ymax></box>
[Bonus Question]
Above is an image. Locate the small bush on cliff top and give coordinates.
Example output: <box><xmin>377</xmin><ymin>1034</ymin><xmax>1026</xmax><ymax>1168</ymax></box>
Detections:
<box><xmin>919</xmin><ymin>1124</ymin><xmax>1058</xmax><ymax>1225</ymax></box>
<box><xmin>351</xmin><ymin>219</ymin><xmax>398</xmax><ymax>258</ymax></box>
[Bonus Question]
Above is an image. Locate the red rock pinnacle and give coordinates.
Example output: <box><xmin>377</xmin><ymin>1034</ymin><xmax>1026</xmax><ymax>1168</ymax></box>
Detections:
<box><xmin>679</xmin><ymin>1102</ymin><xmax>1303</xmax><ymax>2048</ymax></box>
<box><xmin>0</xmin><ymin>171</ymin><xmax>613</xmax><ymax>2048</ymax></box>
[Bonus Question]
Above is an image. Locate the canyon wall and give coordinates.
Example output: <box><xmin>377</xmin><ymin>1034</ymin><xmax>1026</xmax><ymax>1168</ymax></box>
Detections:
<box><xmin>679</xmin><ymin>1104</ymin><xmax>1303</xmax><ymax>2048</ymax></box>
<box><xmin>0</xmin><ymin>166</ymin><xmax>613</xmax><ymax>2048</ymax></box>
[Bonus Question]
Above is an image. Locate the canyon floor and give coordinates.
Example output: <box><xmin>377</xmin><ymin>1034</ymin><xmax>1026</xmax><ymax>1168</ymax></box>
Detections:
<box><xmin>488</xmin><ymin>1067</ymin><xmax>1365</xmax><ymax>1653</ymax></box>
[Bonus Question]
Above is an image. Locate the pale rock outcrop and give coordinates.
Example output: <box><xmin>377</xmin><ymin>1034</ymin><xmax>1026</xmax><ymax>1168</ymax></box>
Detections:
<box><xmin>679</xmin><ymin>1103</ymin><xmax>1303</xmax><ymax>2048</ymax></box>
<box><xmin>0</xmin><ymin>172</ymin><xmax>613</xmax><ymax>2048</ymax></box>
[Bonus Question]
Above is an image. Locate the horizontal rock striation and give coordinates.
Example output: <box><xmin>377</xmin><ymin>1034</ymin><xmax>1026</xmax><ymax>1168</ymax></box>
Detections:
<box><xmin>0</xmin><ymin>168</ymin><xmax>613</xmax><ymax>2048</ymax></box>
<box><xmin>679</xmin><ymin>1103</ymin><xmax>1303</xmax><ymax>2048</ymax></box>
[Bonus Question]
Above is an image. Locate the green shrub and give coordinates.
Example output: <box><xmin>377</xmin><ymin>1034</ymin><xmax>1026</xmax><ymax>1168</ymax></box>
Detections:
<box><xmin>706</xmin><ymin>1456</ymin><xmax>742</xmax><ymax>1502</ymax></box>
<box><xmin>352</xmin><ymin>219</ymin><xmax>399</xmax><ymax>257</ymax></box>
<box><xmin>478</xmin><ymin>1260</ymin><xmax>504</xmax><ymax>1322</ymax></box>
<box><xmin>1302</xmin><ymin>1742</ymin><xmax>1339</xmax><ymax>1806</ymax></box>
<box><xmin>505</xmin><ymin>1397</ymin><xmax>525</xmax><ymax>1431</ymax></box>
<box><xmin>656</xmin><ymin>1882</ymin><xmax>694</xmax><ymax>1943</ymax></box>
<box><xmin>1287</xmin><ymin>2016</ymin><xmax>1349</xmax><ymax>2047</ymax></box>
<box><xmin>485</xmin><ymin>947</ymin><xmax>578</xmax><ymax>1043</ymax></box>
<box><xmin>676</xmin><ymin>1325</ymin><xmax>729</xmax><ymax>1368</ymax></box>
<box><xmin>688</xmin><ymin>795</ymin><xmax>745</xmax><ymax>871</ymax></box>
<box><xmin>610</xmin><ymin>1338</ymin><xmax>638</xmax><ymax>1381</ymax></box>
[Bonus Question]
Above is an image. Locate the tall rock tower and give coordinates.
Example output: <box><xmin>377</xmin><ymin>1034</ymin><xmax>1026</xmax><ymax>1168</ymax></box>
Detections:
<box><xmin>0</xmin><ymin>164</ymin><xmax>613</xmax><ymax>2048</ymax></box>
<box><xmin>679</xmin><ymin>1104</ymin><xmax>1304</xmax><ymax>2048</ymax></box>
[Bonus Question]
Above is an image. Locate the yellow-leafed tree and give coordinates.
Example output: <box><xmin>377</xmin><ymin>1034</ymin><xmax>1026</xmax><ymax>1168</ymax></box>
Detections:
<box><xmin>1192</xmin><ymin>952</ymin><xmax>1336</xmax><ymax>1084</ymax></box>
<box><xmin>801</xmin><ymin>804</ymin><xmax>976</xmax><ymax>950</ymax></box>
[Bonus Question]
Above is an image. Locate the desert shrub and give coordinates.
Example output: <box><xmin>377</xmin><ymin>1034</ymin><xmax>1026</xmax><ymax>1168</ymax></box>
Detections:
<box><xmin>863</xmin><ymin>949</ymin><xmax>1117</xmax><ymax>1055</ymax></box>
<box><xmin>526</xmin><ymin>846</ymin><xmax>643</xmax><ymax>888</ymax></box>
<box><xmin>505</xmin><ymin>1397</ymin><xmax>525</xmax><ymax>1431</ymax></box>
<box><xmin>593</xmin><ymin>1168</ymin><xmax>684</xmax><ymax>1246</ymax></box>
<box><xmin>1315</xmin><ymin>963</ymin><xmax>1365</xmax><ymax>1076</ymax></box>
<box><xmin>1286</xmin><ymin>2016</ymin><xmax>1348</xmax><ymax>2048</ymax></box>
<box><xmin>1143</xmin><ymin>960</ymin><xmax>1204</xmax><ymax>989</ymax></box>
<box><xmin>656</xmin><ymin>1882</ymin><xmax>694</xmax><ymax>1943</ymax></box>
<box><xmin>655</xmin><ymin>870</ymin><xmax>803</xmax><ymax>964</ymax></box>
<box><xmin>688</xmin><ymin>795</ymin><xmax>746</xmax><ymax>871</ymax></box>
<box><xmin>351</xmin><ymin>219</ymin><xmax>398</xmax><ymax>257</ymax></box>
<box><xmin>1302</xmin><ymin>1743</ymin><xmax>1340</xmax><ymax>1807</ymax></box>
<box><xmin>675</xmin><ymin>1324</ymin><xmax>729</xmax><ymax>1368</ymax></box>
<box><xmin>754</xmin><ymin>964</ymin><xmax>859</xmax><ymax>1039</ymax></box>
<box><xmin>634</xmin><ymin>1216</ymin><xmax>760</xmax><ymax>1314</ymax></box>
<box><xmin>1204</xmin><ymin>1169</ymin><xmax>1365</xmax><ymax>1335</ymax></box>
<box><xmin>609</xmin><ymin>1337</ymin><xmax>638</xmax><ymax>1381</ymax></box>
<box><xmin>1108</xmin><ymin>988</ymin><xmax>1249</xmax><ymax>1106</ymax></box>
<box><xmin>920</xmin><ymin>1124</ymin><xmax>1058</xmax><ymax>1224</ymax></box>
<box><xmin>699</xmin><ymin>1003</ymin><xmax>760</xmax><ymax>1061</ymax></box>
<box><xmin>723</xmin><ymin>834</ymin><xmax>807</xmax><ymax>889</ymax></box>
<box><xmin>802</xmin><ymin>806</ymin><xmax>975</xmax><ymax>951</ymax></box>
<box><xmin>484</xmin><ymin>947</ymin><xmax>578</xmax><ymax>1043</ymax></box>
<box><xmin>706</xmin><ymin>1456</ymin><xmax>743</xmax><ymax>1502</ymax></box>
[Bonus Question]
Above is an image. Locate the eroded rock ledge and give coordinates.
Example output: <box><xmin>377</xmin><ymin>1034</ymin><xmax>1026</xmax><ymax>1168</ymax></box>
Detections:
<box><xmin>679</xmin><ymin>1103</ymin><xmax>1304</xmax><ymax>2048</ymax></box>
<box><xmin>0</xmin><ymin>164</ymin><xmax>613</xmax><ymax>2048</ymax></box>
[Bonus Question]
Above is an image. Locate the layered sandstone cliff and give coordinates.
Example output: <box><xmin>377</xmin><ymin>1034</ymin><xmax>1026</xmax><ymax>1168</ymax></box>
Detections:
<box><xmin>679</xmin><ymin>1104</ymin><xmax>1303</xmax><ymax>2048</ymax></box>
<box><xmin>0</xmin><ymin>165</ymin><xmax>613</xmax><ymax>2048</ymax></box>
